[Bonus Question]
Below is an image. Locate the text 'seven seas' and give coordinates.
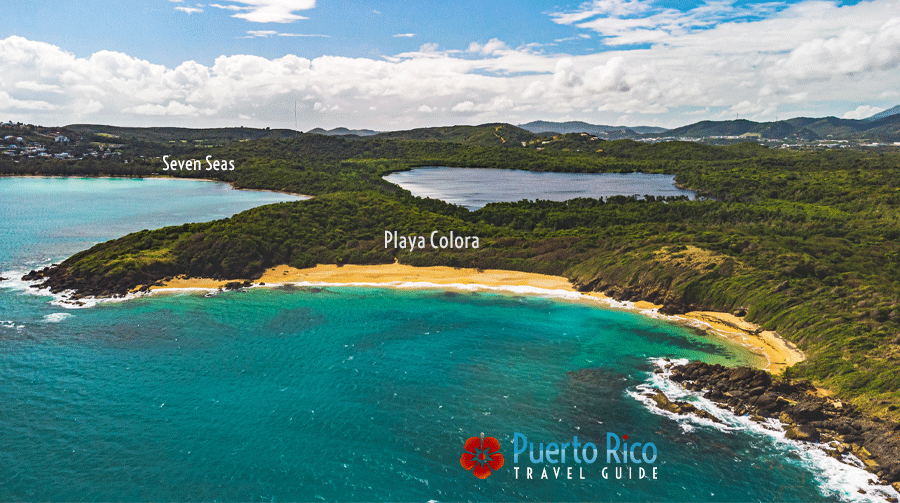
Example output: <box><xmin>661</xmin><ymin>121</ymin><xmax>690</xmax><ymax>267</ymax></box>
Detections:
<box><xmin>385</xmin><ymin>230</ymin><xmax>479</xmax><ymax>251</ymax></box>
<box><xmin>162</xmin><ymin>155</ymin><xmax>236</xmax><ymax>171</ymax></box>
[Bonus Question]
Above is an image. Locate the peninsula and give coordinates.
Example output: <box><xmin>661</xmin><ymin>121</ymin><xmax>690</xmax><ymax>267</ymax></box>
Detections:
<box><xmin>8</xmin><ymin>123</ymin><xmax>900</xmax><ymax>428</ymax></box>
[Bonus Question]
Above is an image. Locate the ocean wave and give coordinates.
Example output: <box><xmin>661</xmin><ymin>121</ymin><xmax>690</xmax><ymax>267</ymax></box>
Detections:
<box><xmin>1</xmin><ymin>269</ymin><xmax>141</xmax><ymax>309</ymax></box>
<box><xmin>629</xmin><ymin>358</ymin><xmax>900</xmax><ymax>503</ymax></box>
<box><xmin>42</xmin><ymin>312</ymin><xmax>73</xmax><ymax>323</ymax></box>
<box><xmin>0</xmin><ymin>320</ymin><xmax>25</xmax><ymax>331</ymax></box>
<box><xmin>6</xmin><ymin>268</ymin><xmax>687</xmax><ymax>317</ymax></box>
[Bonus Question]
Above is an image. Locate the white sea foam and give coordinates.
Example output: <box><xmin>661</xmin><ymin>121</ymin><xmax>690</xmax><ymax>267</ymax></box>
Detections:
<box><xmin>42</xmin><ymin>313</ymin><xmax>73</xmax><ymax>323</ymax></box>
<box><xmin>629</xmin><ymin>358</ymin><xmax>900</xmax><ymax>503</ymax></box>
<box><xmin>0</xmin><ymin>320</ymin><xmax>25</xmax><ymax>331</ymax></box>
<box><xmin>1</xmin><ymin>267</ymin><xmax>149</xmax><ymax>309</ymax></box>
<box><xmin>7</xmin><ymin>265</ymin><xmax>698</xmax><ymax>318</ymax></box>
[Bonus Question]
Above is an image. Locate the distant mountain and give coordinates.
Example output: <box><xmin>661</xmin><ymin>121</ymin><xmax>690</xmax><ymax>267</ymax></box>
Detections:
<box><xmin>629</xmin><ymin>126</ymin><xmax>670</xmax><ymax>134</ymax></box>
<box><xmin>862</xmin><ymin>113</ymin><xmax>900</xmax><ymax>140</ymax></box>
<box><xmin>864</xmin><ymin>105</ymin><xmax>900</xmax><ymax>122</ymax></box>
<box><xmin>648</xmin><ymin>114</ymin><xmax>900</xmax><ymax>142</ymax></box>
<box><xmin>307</xmin><ymin>127</ymin><xmax>379</xmax><ymax>136</ymax></box>
<box><xmin>653</xmin><ymin>119</ymin><xmax>818</xmax><ymax>141</ymax></box>
<box><xmin>783</xmin><ymin>117</ymin><xmax>861</xmax><ymax>138</ymax></box>
<box><xmin>519</xmin><ymin>120</ymin><xmax>668</xmax><ymax>138</ymax></box>
<box><xmin>783</xmin><ymin>114</ymin><xmax>900</xmax><ymax>140</ymax></box>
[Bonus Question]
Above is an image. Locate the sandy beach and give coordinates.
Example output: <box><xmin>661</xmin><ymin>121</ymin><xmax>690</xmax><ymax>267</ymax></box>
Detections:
<box><xmin>677</xmin><ymin>311</ymin><xmax>806</xmax><ymax>373</ymax></box>
<box><xmin>150</xmin><ymin>263</ymin><xmax>806</xmax><ymax>372</ymax></box>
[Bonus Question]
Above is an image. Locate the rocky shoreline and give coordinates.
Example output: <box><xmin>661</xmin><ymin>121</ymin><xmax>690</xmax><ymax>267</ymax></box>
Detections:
<box><xmin>648</xmin><ymin>361</ymin><xmax>900</xmax><ymax>497</ymax></box>
<box><xmin>22</xmin><ymin>263</ymin><xmax>180</xmax><ymax>299</ymax></box>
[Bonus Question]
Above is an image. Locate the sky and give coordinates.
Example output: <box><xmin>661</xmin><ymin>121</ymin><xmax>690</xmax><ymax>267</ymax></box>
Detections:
<box><xmin>1</xmin><ymin>0</ymin><xmax>899</xmax><ymax>130</ymax></box>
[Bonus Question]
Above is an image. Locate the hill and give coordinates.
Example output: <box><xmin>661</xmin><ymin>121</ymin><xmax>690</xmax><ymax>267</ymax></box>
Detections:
<box><xmin>658</xmin><ymin>115</ymin><xmax>900</xmax><ymax>142</ymax></box>
<box><xmin>66</xmin><ymin>124</ymin><xmax>301</xmax><ymax>144</ymax></box>
<box><xmin>656</xmin><ymin>119</ymin><xmax>819</xmax><ymax>140</ymax></box>
<box><xmin>864</xmin><ymin>105</ymin><xmax>900</xmax><ymax>122</ymax></box>
<box><xmin>374</xmin><ymin>123</ymin><xmax>538</xmax><ymax>146</ymax></box>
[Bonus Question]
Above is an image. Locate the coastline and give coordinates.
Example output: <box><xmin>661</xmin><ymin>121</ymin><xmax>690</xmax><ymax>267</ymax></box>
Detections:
<box><xmin>147</xmin><ymin>263</ymin><xmax>806</xmax><ymax>372</ymax></box>
<box><xmin>677</xmin><ymin>311</ymin><xmax>806</xmax><ymax>373</ymax></box>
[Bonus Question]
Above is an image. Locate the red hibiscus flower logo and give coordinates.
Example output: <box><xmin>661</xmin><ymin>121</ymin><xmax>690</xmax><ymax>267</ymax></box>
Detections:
<box><xmin>460</xmin><ymin>432</ymin><xmax>504</xmax><ymax>479</ymax></box>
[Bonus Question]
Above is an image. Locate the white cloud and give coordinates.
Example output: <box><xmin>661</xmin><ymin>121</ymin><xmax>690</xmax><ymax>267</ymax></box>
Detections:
<box><xmin>243</xmin><ymin>30</ymin><xmax>327</xmax><ymax>37</ymax></box>
<box><xmin>3</xmin><ymin>0</ymin><xmax>900</xmax><ymax>131</ymax></box>
<box><xmin>15</xmin><ymin>81</ymin><xmax>62</xmax><ymax>92</ymax></box>
<box><xmin>126</xmin><ymin>101</ymin><xmax>200</xmax><ymax>116</ymax></box>
<box><xmin>0</xmin><ymin>91</ymin><xmax>57</xmax><ymax>111</ymax></box>
<box><xmin>768</xmin><ymin>17</ymin><xmax>900</xmax><ymax>82</ymax></box>
<box><xmin>278</xmin><ymin>33</ymin><xmax>329</xmax><ymax>37</ymax></box>
<box><xmin>843</xmin><ymin>104</ymin><xmax>885</xmax><ymax>119</ymax></box>
<box><xmin>451</xmin><ymin>101</ymin><xmax>475</xmax><ymax>112</ymax></box>
<box><xmin>247</xmin><ymin>30</ymin><xmax>278</xmax><ymax>37</ymax></box>
<box><xmin>209</xmin><ymin>3</ymin><xmax>248</xmax><ymax>11</ymax></box>
<box><xmin>175</xmin><ymin>6</ymin><xmax>203</xmax><ymax>14</ymax></box>
<box><xmin>551</xmin><ymin>0</ymin><xmax>652</xmax><ymax>24</ymax></box>
<box><xmin>419</xmin><ymin>42</ymin><xmax>440</xmax><ymax>53</ymax></box>
<box><xmin>222</xmin><ymin>0</ymin><xmax>316</xmax><ymax>23</ymax></box>
<box><xmin>467</xmin><ymin>38</ymin><xmax>508</xmax><ymax>55</ymax></box>
<box><xmin>393</xmin><ymin>33</ymin><xmax>415</xmax><ymax>38</ymax></box>
<box><xmin>552</xmin><ymin>0</ymin><xmax>785</xmax><ymax>46</ymax></box>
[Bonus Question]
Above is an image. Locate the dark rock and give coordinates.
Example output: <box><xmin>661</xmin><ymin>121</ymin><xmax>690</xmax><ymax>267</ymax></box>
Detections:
<box><xmin>668</xmin><ymin>360</ymin><xmax>900</xmax><ymax>489</ymax></box>
<box><xmin>791</xmin><ymin>403</ymin><xmax>825</xmax><ymax>422</ymax></box>
<box><xmin>224</xmin><ymin>280</ymin><xmax>252</xmax><ymax>290</ymax></box>
<box><xmin>747</xmin><ymin>386</ymin><xmax>766</xmax><ymax>396</ymax></box>
<box><xmin>647</xmin><ymin>388</ymin><xmax>722</xmax><ymax>424</ymax></box>
<box><xmin>755</xmin><ymin>393</ymin><xmax>776</xmax><ymax>407</ymax></box>
<box><xmin>729</xmin><ymin>367</ymin><xmax>756</xmax><ymax>384</ymax></box>
<box><xmin>785</xmin><ymin>424</ymin><xmax>820</xmax><ymax>442</ymax></box>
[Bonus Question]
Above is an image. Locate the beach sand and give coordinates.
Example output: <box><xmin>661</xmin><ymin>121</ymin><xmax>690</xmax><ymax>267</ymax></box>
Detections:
<box><xmin>678</xmin><ymin>311</ymin><xmax>806</xmax><ymax>373</ymax></box>
<box><xmin>150</xmin><ymin>263</ymin><xmax>805</xmax><ymax>372</ymax></box>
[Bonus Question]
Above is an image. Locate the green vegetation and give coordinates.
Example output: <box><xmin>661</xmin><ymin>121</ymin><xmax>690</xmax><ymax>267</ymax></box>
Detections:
<box><xmin>8</xmin><ymin>124</ymin><xmax>900</xmax><ymax>419</ymax></box>
<box><xmin>66</xmin><ymin>124</ymin><xmax>302</xmax><ymax>144</ymax></box>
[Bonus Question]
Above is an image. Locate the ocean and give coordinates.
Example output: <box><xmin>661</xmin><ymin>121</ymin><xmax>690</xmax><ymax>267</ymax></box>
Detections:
<box><xmin>0</xmin><ymin>177</ymin><xmax>891</xmax><ymax>501</ymax></box>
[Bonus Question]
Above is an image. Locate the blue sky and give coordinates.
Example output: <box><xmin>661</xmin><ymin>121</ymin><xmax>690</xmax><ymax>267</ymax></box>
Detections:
<box><xmin>1</xmin><ymin>0</ymin><xmax>638</xmax><ymax>65</ymax></box>
<box><xmin>1</xmin><ymin>0</ymin><xmax>898</xmax><ymax>129</ymax></box>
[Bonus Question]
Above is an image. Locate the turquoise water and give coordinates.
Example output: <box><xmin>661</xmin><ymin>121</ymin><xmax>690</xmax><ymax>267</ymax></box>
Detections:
<box><xmin>0</xmin><ymin>177</ymin><xmax>307</xmax><ymax>272</ymax></box>
<box><xmin>383</xmin><ymin>167</ymin><xmax>696</xmax><ymax>210</ymax></box>
<box><xmin>0</xmin><ymin>178</ymin><xmax>885</xmax><ymax>501</ymax></box>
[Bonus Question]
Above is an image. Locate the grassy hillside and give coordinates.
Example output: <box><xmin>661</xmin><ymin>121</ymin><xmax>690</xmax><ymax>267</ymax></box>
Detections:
<box><xmin>374</xmin><ymin>123</ymin><xmax>538</xmax><ymax>146</ymax></box>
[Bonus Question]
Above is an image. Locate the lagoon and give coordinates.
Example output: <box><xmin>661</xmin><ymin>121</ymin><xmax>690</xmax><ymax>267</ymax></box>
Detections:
<box><xmin>383</xmin><ymin>167</ymin><xmax>696</xmax><ymax>210</ymax></box>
